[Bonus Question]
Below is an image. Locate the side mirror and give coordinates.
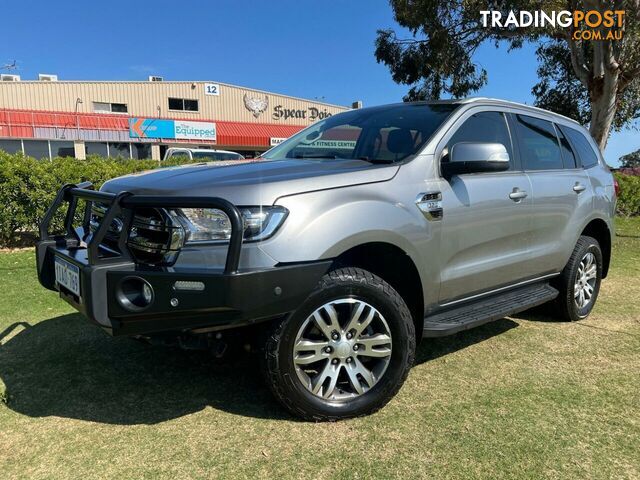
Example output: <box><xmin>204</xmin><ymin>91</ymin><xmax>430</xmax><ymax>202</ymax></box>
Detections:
<box><xmin>441</xmin><ymin>142</ymin><xmax>510</xmax><ymax>177</ymax></box>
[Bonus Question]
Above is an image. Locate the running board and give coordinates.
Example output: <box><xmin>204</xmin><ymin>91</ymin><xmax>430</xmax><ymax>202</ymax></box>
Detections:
<box><xmin>422</xmin><ymin>283</ymin><xmax>559</xmax><ymax>338</ymax></box>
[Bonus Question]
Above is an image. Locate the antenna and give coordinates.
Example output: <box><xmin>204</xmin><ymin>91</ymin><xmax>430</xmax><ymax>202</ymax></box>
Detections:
<box><xmin>1</xmin><ymin>60</ymin><xmax>19</xmax><ymax>71</ymax></box>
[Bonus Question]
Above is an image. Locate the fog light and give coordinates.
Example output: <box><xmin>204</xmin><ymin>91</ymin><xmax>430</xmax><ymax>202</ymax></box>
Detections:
<box><xmin>116</xmin><ymin>277</ymin><xmax>154</xmax><ymax>312</ymax></box>
<box><xmin>143</xmin><ymin>282</ymin><xmax>153</xmax><ymax>303</ymax></box>
<box><xmin>173</xmin><ymin>281</ymin><xmax>205</xmax><ymax>291</ymax></box>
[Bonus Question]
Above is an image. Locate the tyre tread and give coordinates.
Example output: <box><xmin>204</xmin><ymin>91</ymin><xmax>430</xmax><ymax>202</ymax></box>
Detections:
<box><xmin>555</xmin><ymin>235</ymin><xmax>601</xmax><ymax>322</ymax></box>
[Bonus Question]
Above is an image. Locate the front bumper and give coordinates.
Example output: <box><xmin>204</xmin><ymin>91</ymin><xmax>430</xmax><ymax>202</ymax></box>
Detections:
<box><xmin>36</xmin><ymin>183</ymin><xmax>331</xmax><ymax>336</ymax></box>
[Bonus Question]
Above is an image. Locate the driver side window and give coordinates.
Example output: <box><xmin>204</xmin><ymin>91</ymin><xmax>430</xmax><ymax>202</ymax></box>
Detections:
<box><xmin>446</xmin><ymin>111</ymin><xmax>514</xmax><ymax>170</ymax></box>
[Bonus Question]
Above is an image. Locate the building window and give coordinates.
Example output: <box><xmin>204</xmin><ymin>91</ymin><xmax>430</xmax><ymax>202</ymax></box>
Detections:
<box><xmin>50</xmin><ymin>141</ymin><xmax>75</xmax><ymax>158</ymax></box>
<box><xmin>109</xmin><ymin>142</ymin><xmax>131</xmax><ymax>159</ymax></box>
<box><xmin>132</xmin><ymin>143</ymin><xmax>152</xmax><ymax>159</ymax></box>
<box><xmin>0</xmin><ymin>139</ymin><xmax>23</xmax><ymax>154</ymax></box>
<box><xmin>168</xmin><ymin>97</ymin><xmax>199</xmax><ymax>112</ymax></box>
<box><xmin>85</xmin><ymin>142</ymin><xmax>108</xmax><ymax>157</ymax></box>
<box><xmin>93</xmin><ymin>102</ymin><xmax>128</xmax><ymax>113</ymax></box>
<box><xmin>23</xmin><ymin>140</ymin><xmax>50</xmax><ymax>160</ymax></box>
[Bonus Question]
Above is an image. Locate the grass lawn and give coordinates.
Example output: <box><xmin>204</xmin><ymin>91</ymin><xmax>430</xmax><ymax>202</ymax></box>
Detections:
<box><xmin>1</xmin><ymin>219</ymin><xmax>638</xmax><ymax>479</ymax></box>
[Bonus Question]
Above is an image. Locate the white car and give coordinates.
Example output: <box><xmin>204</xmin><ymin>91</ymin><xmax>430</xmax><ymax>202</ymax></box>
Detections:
<box><xmin>163</xmin><ymin>148</ymin><xmax>245</xmax><ymax>161</ymax></box>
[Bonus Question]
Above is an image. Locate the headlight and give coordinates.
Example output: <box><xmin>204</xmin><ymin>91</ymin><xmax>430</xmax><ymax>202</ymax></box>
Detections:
<box><xmin>173</xmin><ymin>206</ymin><xmax>288</xmax><ymax>243</ymax></box>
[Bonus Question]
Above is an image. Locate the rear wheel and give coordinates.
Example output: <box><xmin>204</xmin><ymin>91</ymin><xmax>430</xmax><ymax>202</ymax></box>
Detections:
<box><xmin>262</xmin><ymin>267</ymin><xmax>415</xmax><ymax>421</ymax></box>
<box><xmin>554</xmin><ymin>236</ymin><xmax>603</xmax><ymax>321</ymax></box>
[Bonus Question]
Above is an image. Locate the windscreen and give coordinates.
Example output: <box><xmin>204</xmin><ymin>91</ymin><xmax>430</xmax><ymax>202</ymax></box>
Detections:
<box><xmin>263</xmin><ymin>103</ymin><xmax>458</xmax><ymax>163</ymax></box>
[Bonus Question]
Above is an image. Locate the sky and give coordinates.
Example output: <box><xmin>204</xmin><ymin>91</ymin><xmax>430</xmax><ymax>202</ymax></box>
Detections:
<box><xmin>2</xmin><ymin>0</ymin><xmax>637</xmax><ymax>165</ymax></box>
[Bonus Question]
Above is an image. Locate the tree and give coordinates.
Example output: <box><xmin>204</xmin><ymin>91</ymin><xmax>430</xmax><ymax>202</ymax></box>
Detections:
<box><xmin>375</xmin><ymin>0</ymin><xmax>640</xmax><ymax>151</ymax></box>
<box><xmin>619</xmin><ymin>148</ymin><xmax>640</xmax><ymax>167</ymax></box>
<box><xmin>532</xmin><ymin>40</ymin><xmax>640</xmax><ymax>134</ymax></box>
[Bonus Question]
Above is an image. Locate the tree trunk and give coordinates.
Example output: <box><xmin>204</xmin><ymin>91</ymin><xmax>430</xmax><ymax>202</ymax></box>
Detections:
<box><xmin>589</xmin><ymin>78</ymin><xmax>618</xmax><ymax>152</ymax></box>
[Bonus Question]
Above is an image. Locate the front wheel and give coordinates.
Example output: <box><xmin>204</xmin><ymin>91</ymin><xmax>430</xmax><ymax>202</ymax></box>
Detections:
<box><xmin>262</xmin><ymin>267</ymin><xmax>415</xmax><ymax>421</ymax></box>
<box><xmin>554</xmin><ymin>235</ymin><xmax>603</xmax><ymax>321</ymax></box>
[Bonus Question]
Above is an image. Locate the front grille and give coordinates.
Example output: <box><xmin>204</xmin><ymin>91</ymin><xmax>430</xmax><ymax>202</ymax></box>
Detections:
<box><xmin>90</xmin><ymin>203</ymin><xmax>185</xmax><ymax>265</ymax></box>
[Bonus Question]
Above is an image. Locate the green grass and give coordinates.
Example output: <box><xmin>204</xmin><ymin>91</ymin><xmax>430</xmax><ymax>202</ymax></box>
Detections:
<box><xmin>1</xmin><ymin>220</ymin><xmax>639</xmax><ymax>479</ymax></box>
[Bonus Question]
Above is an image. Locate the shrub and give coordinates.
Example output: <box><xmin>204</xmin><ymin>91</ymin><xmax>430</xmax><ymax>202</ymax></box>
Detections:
<box><xmin>615</xmin><ymin>172</ymin><xmax>640</xmax><ymax>217</ymax></box>
<box><xmin>0</xmin><ymin>151</ymin><xmax>164</xmax><ymax>245</ymax></box>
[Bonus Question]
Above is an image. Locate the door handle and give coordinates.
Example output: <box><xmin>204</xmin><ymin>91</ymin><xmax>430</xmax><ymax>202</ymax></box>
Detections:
<box><xmin>573</xmin><ymin>183</ymin><xmax>587</xmax><ymax>193</ymax></box>
<box><xmin>509</xmin><ymin>188</ymin><xmax>528</xmax><ymax>201</ymax></box>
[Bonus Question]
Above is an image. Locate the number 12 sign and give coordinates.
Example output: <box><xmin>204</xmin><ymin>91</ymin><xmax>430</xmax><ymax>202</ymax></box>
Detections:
<box><xmin>205</xmin><ymin>83</ymin><xmax>220</xmax><ymax>96</ymax></box>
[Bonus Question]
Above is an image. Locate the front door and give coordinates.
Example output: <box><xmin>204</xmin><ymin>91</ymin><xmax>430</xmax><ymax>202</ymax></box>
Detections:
<box><xmin>436</xmin><ymin>110</ymin><xmax>534</xmax><ymax>303</ymax></box>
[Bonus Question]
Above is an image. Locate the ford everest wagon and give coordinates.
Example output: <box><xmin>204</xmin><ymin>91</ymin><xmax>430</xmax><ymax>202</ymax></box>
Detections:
<box><xmin>36</xmin><ymin>98</ymin><xmax>616</xmax><ymax>420</ymax></box>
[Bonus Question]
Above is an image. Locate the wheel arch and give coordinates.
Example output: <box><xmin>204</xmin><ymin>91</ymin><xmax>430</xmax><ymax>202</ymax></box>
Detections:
<box><xmin>330</xmin><ymin>242</ymin><xmax>425</xmax><ymax>342</ymax></box>
<box><xmin>580</xmin><ymin>218</ymin><xmax>612</xmax><ymax>278</ymax></box>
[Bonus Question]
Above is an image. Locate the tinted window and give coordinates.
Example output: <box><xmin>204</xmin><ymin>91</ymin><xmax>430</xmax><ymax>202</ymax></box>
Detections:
<box><xmin>447</xmin><ymin>111</ymin><xmax>513</xmax><ymax>167</ymax></box>
<box><xmin>50</xmin><ymin>141</ymin><xmax>75</xmax><ymax>158</ymax></box>
<box><xmin>169</xmin><ymin>151</ymin><xmax>190</xmax><ymax>159</ymax></box>
<box><xmin>111</xmin><ymin>103</ymin><xmax>128</xmax><ymax>113</ymax></box>
<box><xmin>0</xmin><ymin>139</ymin><xmax>23</xmax><ymax>154</ymax></box>
<box><xmin>562</xmin><ymin>126</ymin><xmax>599</xmax><ymax>168</ymax></box>
<box><xmin>85</xmin><ymin>142</ymin><xmax>108</xmax><ymax>157</ymax></box>
<box><xmin>93</xmin><ymin>102</ymin><xmax>128</xmax><ymax>113</ymax></box>
<box><xmin>184</xmin><ymin>99</ymin><xmax>199</xmax><ymax>111</ymax></box>
<box><xmin>264</xmin><ymin>103</ymin><xmax>457</xmax><ymax>163</ymax></box>
<box><xmin>168</xmin><ymin>98</ymin><xmax>183</xmax><ymax>110</ymax></box>
<box><xmin>132</xmin><ymin>143</ymin><xmax>152</xmax><ymax>159</ymax></box>
<box><xmin>556</xmin><ymin>126</ymin><xmax>577</xmax><ymax>168</ymax></box>
<box><xmin>515</xmin><ymin>115</ymin><xmax>563</xmax><ymax>170</ymax></box>
<box><xmin>23</xmin><ymin>140</ymin><xmax>50</xmax><ymax>160</ymax></box>
<box><xmin>193</xmin><ymin>152</ymin><xmax>243</xmax><ymax>161</ymax></box>
<box><xmin>109</xmin><ymin>142</ymin><xmax>131</xmax><ymax>158</ymax></box>
<box><xmin>168</xmin><ymin>97</ymin><xmax>199</xmax><ymax>112</ymax></box>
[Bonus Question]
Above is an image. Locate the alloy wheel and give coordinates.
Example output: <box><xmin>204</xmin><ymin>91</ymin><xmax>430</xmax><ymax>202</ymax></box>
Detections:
<box><xmin>574</xmin><ymin>252</ymin><xmax>597</xmax><ymax>309</ymax></box>
<box><xmin>293</xmin><ymin>298</ymin><xmax>392</xmax><ymax>400</ymax></box>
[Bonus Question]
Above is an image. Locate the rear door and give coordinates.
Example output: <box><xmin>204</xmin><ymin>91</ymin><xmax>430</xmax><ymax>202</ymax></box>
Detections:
<box><xmin>437</xmin><ymin>109</ymin><xmax>535</xmax><ymax>303</ymax></box>
<box><xmin>512</xmin><ymin>114</ymin><xmax>593</xmax><ymax>274</ymax></box>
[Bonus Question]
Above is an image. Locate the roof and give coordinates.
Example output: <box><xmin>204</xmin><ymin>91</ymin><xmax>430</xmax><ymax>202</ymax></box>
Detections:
<box><xmin>0</xmin><ymin>79</ymin><xmax>349</xmax><ymax>110</ymax></box>
<box><xmin>369</xmin><ymin>97</ymin><xmax>581</xmax><ymax>126</ymax></box>
<box><xmin>417</xmin><ymin>97</ymin><xmax>580</xmax><ymax>125</ymax></box>
<box><xmin>457</xmin><ymin>97</ymin><xmax>580</xmax><ymax>124</ymax></box>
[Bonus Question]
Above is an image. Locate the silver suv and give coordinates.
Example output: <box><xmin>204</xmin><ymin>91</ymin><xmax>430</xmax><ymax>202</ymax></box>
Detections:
<box><xmin>36</xmin><ymin>98</ymin><xmax>616</xmax><ymax>420</ymax></box>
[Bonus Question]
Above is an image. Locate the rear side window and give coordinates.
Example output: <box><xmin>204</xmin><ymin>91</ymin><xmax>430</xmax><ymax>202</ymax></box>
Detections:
<box><xmin>515</xmin><ymin>115</ymin><xmax>563</xmax><ymax>170</ymax></box>
<box><xmin>169</xmin><ymin>151</ymin><xmax>191</xmax><ymax>159</ymax></box>
<box><xmin>555</xmin><ymin>126</ymin><xmax>578</xmax><ymax>168</ymax></box>
<box><xmin>562</xmin><ymin>126</ymin><xmax>600</xmax><ymax>168</ymax></box>
<box><xmin>447</xmin><ymin>111</ymin><xmax>514</xmax><ymax>168</ymax></box>
<box><xmin>192</xmin><ymin>152</ymin><xmax>244</xmax><ymax>161</ymax></box>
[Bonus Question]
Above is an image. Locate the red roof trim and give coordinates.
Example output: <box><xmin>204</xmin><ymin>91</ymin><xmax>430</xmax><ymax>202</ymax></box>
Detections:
<box><xmin>0</xmin><ymin>107</ymin><xmax>307</xmax><ymax>147</ymax></box>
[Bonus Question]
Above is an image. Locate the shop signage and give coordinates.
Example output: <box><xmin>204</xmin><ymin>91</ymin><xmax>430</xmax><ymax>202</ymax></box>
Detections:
<box><xmin>244</xmin><ymin>94</ymin><xmax>269</xmax><ymax>118</ymax></box>
<box><xmin>129</xmin><ymin>118</ymin><xmax>216</xmax><ymax>141</ymax></box>
<box><xmin>307</xmin><ymin>140</ymin><xmax>356</xmax><ymax>149</ymax></box>
<box><xmin>272</xmin><ymin>105</ymin><xmax>332</xmax><ymax>121</ymax></box>
<box><xmin>270</xmin><ymin>137</ymin><xmax>287</xmax><ymax>146</ymax></box>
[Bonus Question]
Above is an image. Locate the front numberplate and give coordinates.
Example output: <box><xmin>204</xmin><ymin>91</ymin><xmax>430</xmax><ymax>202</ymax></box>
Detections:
<box><xmin>54</xmin><ymin>256</ymin><xmax>81</xmax><ymax>298</ymax></box>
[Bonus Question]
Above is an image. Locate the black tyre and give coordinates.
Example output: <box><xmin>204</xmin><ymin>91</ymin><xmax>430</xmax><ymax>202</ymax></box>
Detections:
<box><xmin>262</xmin><ymin>267</ymin><xmax>415</xmax><ymax>421</ymax></box>
<box><xmin>554</xmin><ymin>235</ymin><xmax>603</xmax><ymax>321</ymax></box>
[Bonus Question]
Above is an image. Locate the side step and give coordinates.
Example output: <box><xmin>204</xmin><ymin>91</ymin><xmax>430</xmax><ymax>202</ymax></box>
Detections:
<box><xmin>422</xmin><ymin>283</ymin><xmax>559</xmax><ymax>338</ymax></box>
